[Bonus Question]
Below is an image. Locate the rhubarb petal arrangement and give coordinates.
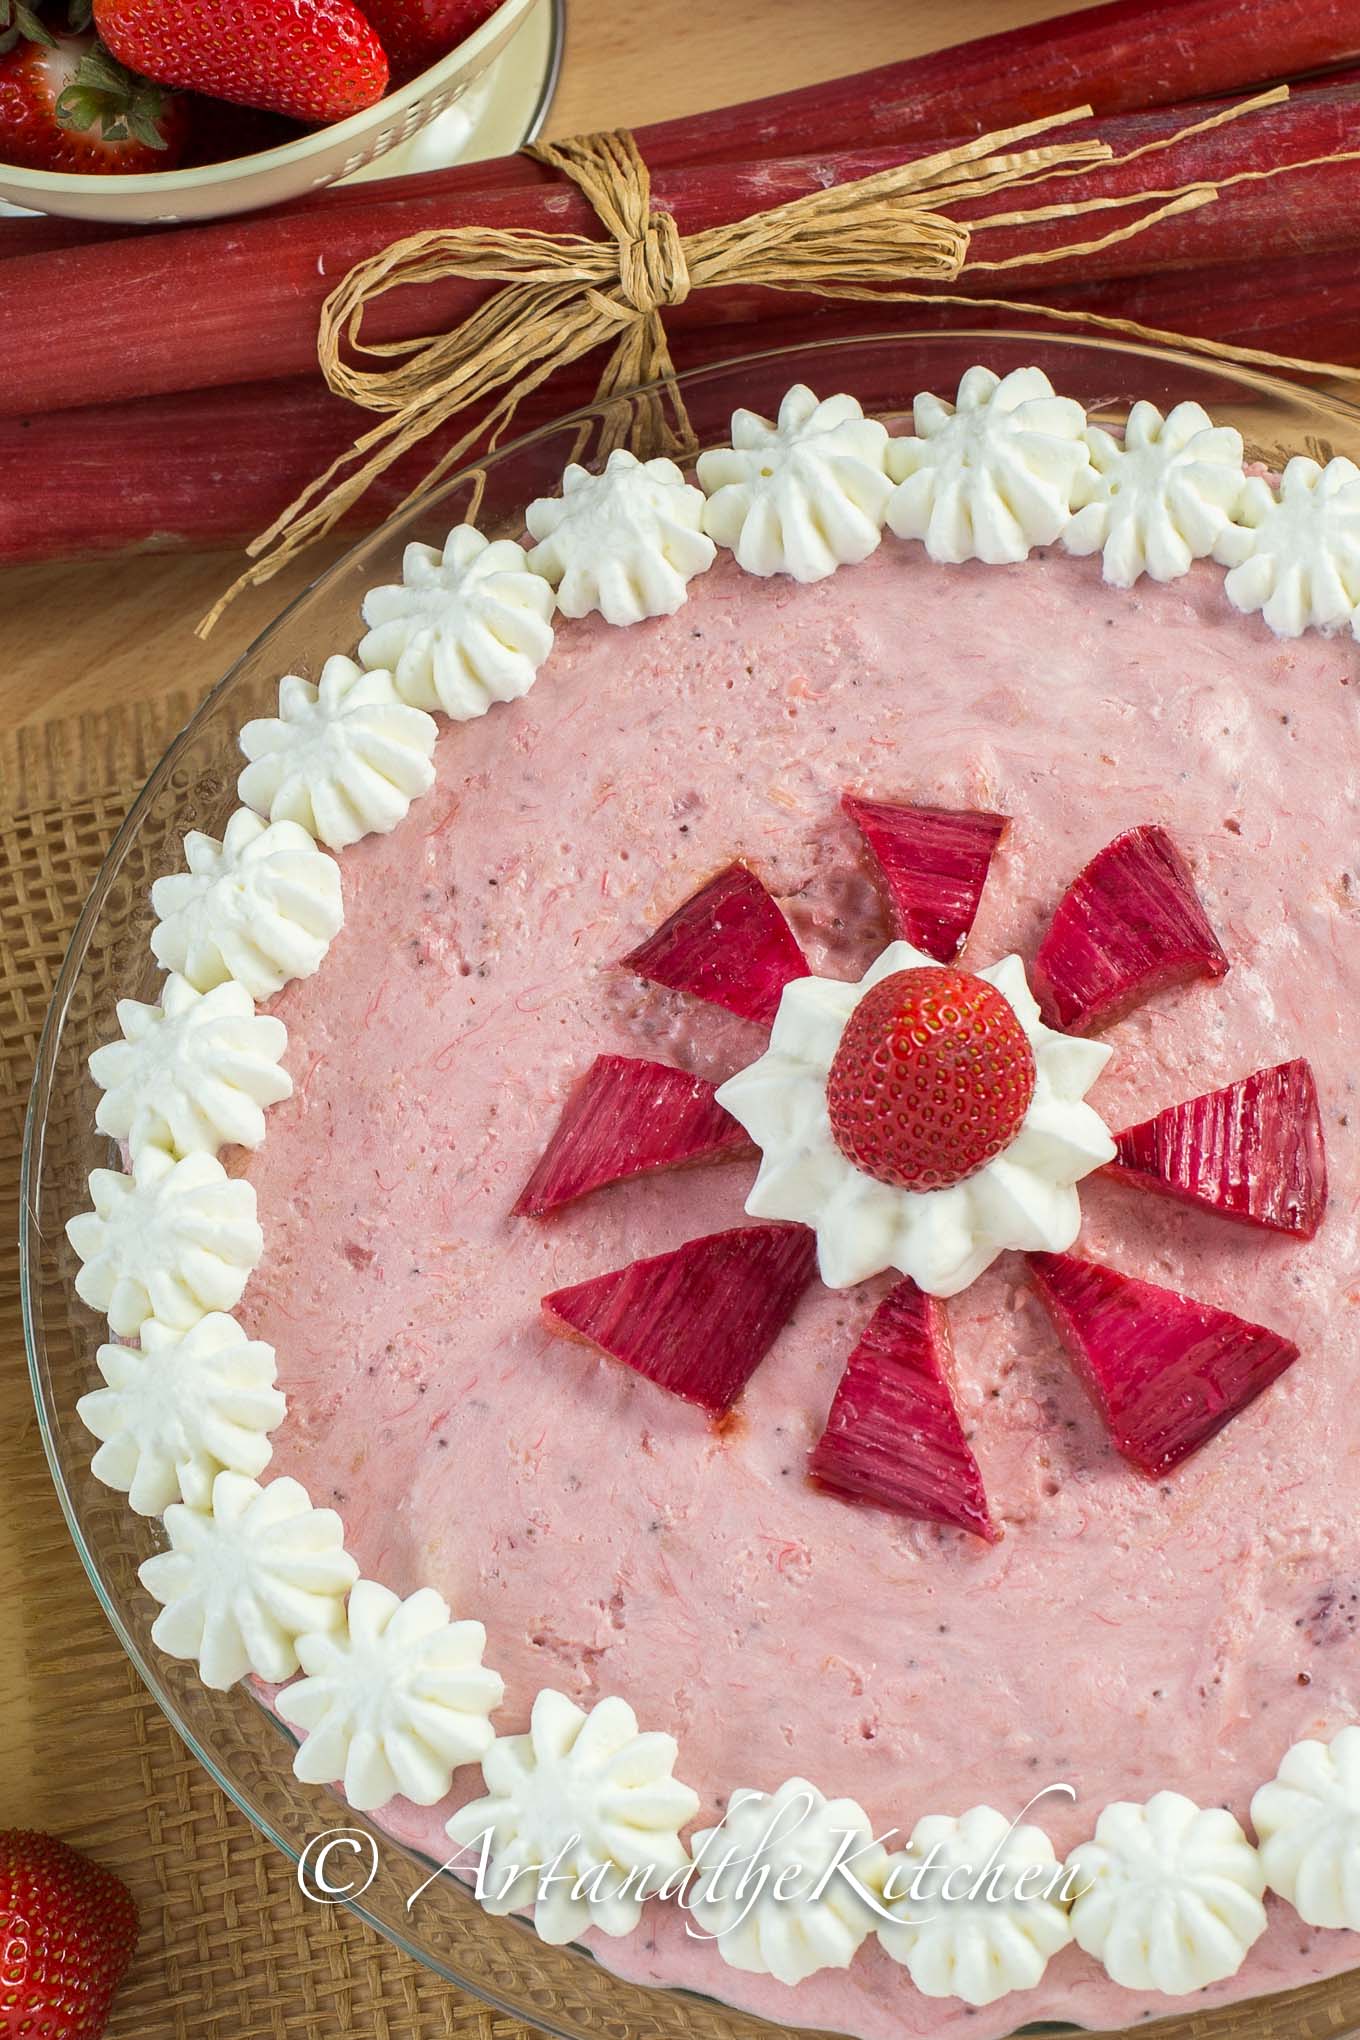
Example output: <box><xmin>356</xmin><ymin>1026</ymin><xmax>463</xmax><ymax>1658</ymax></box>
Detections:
<box><xmin>522</xmin><ymin>791</ymin><xmax>1322</xmax><ymax>1539</ymax></box>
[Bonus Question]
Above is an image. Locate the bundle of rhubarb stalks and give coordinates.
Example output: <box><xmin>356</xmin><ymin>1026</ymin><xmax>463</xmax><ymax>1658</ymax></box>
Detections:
<box><xmin>4</xmin><ymin>0</ymin><xmax>1360</xmax><ymax>566</ymax></box>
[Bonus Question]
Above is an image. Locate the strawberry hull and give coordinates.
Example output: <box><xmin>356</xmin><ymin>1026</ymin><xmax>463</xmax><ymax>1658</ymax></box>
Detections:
<box><xmin>841</xmin><ymin>795</ymin><xmax>1007</xmax><ymax>960</ymax></box>
<box><xmin>1028</xmin><ymin>1251</ymin><xmax>1300</xmax><ymax>1477</ymax></box>
<box><xmin>810</xmin><ymin>1281</ymin><xmax>997</xmax><ymax>1541</ymax></box>
<box><xmin>620</xmin><ymin>862</ymin><xmax>810</xmax><ymax>1026</ymax></box>
<box><xmin>513</xmin><ymin>1055</ymin><xmax>753</xmax><ymax>1217</ymax></box>
<box><xmin>1108</xmin><ymin>1058</ymin><xmax>1327</xmax><ymax>1237</ymax></box>
<box><xmin>541</xmin><ymin>1223</ymin><xmax>817</xmax><ymax>1416</ymax></box>
<box><xmin>1033</xmin><ymin>824</ymin><xmax>1229</xmax><ymax>1034</ymax></box>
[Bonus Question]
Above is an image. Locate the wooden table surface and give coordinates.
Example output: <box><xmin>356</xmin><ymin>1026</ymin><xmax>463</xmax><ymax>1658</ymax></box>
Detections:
<box><xmin>0</xmin><ymin>0</ymin><xmax>1084</xmax><ymax>1818</ymax></box>
<box><xmin>1</xmin><ymin>0</ymin><xmax>1092</xmax><ymax>741</ymax></box>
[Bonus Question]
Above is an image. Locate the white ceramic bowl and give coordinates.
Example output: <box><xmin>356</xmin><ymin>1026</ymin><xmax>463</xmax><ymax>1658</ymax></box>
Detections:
<box><xmin>0</xmin><ymin>0</ymin><xmax>541</xmax><ymax>224</ymax></box>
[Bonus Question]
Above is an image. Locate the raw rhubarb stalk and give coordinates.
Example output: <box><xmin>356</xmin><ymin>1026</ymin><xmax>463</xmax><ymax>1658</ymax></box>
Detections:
<box><xmin>809</xmin><ymin>1280</ymin><xmax>997</xmax><ymax>1541</ymax></box>
<box><xmin>15</xmin><ymin>242</ymin><xmax>1360</xmax><ymax>566</ymax></box>
<box><xmin>943</xmin><ymin>89</ymin><xmax>1360</xmax><ymax>291</ymax></box>
<box><xmin>631</xmin><ymin>0</ymin><xmax>1360</xmax><ymax>164</ymax></box>
<box><xmin>841</xmin><ymin>794</ymin><xmax>1007</xmax><ymax>960</ymax></box>
<box><xmin>8</xmin><ymin>86</ymin><xmax>1360</xmax><ymax>422</ymax></box>
<box><xmin>512</xmin><ymin>1054</ymin><xmax>752</xmax><ymax>1217</ymax></box>
<box><xmin>0</xmin><ymin>365</ymin><xmax>605</xmax><ymax>562</ymax></box>
<box><xmin>1107</xmin><ymin>1059</ymin><xmax>1327</xmax><ymax>1237</ymax></box>
<box><xmin>1028</xmin><ymin>1251</ymin><xmax>1300</xmax><ymax>1476</ymax></box>
<box><xmin>541</xmin><ymin>1223</ymin><xmax>817</xmax><ymax>1416</ymax></box>
<box><xmin>621</xmin><ymin>863</ymin><xmax>809</xmax><ymax>1027</ymax></box>
<box><xmin>1033</xmin><ymin>825</ymin><xmax>1229</xmax><ymax>1035</ymax></box>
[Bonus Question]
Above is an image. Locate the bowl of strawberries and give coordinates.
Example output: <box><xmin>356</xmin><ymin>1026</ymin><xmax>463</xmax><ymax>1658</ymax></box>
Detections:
<box><xmin>0</xmin><ymin>0</ymin><xmax>546</xmax><ymax>222</ymax></box>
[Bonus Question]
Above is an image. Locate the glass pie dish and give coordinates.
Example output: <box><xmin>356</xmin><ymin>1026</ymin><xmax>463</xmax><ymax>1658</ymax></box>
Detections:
<box><xmin>20</xmin><ymin>330</ymin><xmax>1360</xmax><ymax>2040</ymax></box>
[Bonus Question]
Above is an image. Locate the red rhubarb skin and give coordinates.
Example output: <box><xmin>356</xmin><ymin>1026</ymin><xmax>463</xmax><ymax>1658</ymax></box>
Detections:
<box><xmin>840</xmin><ymin>794</ymin><xmax>1007</xmax><ymax>958</ymax></box>
<box><xmin>1027</xmin><ymin>1250</ymin><xmax>1301</xmax><ymax>1477</ymax></box>
<box><xmin>542</xmin><ymin>1223</ymin><xmax>818</xmax><ymax>1416</ymax></box>
<box><xmin>1033</xmin><ymin>822</ymin><xmax>1230</xmax><ymax>1033</ymax></box>
<box><xmin>6</xmin><ymin>85</ymin><xmax>1360</xmax><ymax>421</ymax></box>
<box><xmin>238</xmin><ymin>539</ymin><xmax>1360</xmax><ymax>2040</ymax></box>
<box><xmin>620</xmin><ymin>860</ymin><xmax>810</xmax><ymax>1024</ymax></box>
<box><xmin>1108</xmin><ymin>1056</ymin><xmax>1328</xmax><ymax>1237</ymax></box>
<box><xmin>513</xmin><ymin>1054</ymin><xmax>751</xmax><ymax>1217</ymax></box>
<box><xmin>810</xmin><ymin>1280</ymin><xmax>998</xmax><ymax>1542</ymax></box>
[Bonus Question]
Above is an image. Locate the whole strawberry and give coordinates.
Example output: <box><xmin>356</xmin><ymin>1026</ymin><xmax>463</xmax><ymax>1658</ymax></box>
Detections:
<box><xmin>357</xmin><ymin>0</ymin><xmax>501</xmax><ymax>85</ymax></box>
<box><xmin>0</xmin><ymin>31</ymin><xmax>187</xmax><ymax>171</ymax></box>
<box><xmin>826</xmin><ymin>965</ymin><xmax>1036</xmax><ymax>1191</ymax></box>
<box><xmin>0</xmin><ymin>1830</ymin><xmax>138</xmax><ymax>2040</ymax></box>
<box><xmin>93</xmin><ymin>0</ymin><xmax>388</xmax><ymax>123</ymax></box>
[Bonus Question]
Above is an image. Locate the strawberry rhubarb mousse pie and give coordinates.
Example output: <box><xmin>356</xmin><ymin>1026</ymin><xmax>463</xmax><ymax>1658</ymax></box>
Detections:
<box><xmin>69</xmin><ymin>366</ymin><xmax>1360</xmax><ymax>2038</ymax></box>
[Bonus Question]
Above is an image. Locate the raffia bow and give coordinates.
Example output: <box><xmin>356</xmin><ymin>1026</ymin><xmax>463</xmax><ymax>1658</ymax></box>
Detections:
<box><xmin>203</xmin><ymin>90</ymin><xmax>1360</xmax><ymax>632</ymax></box>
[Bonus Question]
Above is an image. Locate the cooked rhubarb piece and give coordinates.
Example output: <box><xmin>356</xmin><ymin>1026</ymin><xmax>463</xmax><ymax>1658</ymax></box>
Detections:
<box><xmin>542</xmin><ymin>1223</ymin><xmax>817</xmax><ymax>1416</ymax></box>
<box><xmin>620</xmin><ymin>862</ymin><xmax>809</xmax><ymax>1025</ymax></box>
<box><xmin>1028</xmin><ymin>1251</ymin><xmax>1300</xmax><ymax>1477</ymax></box>
<box><xmin>513</xmin><ymin>1054</ymin><xmax>753</xmax><ymax>1217</ymax></box>
<box><xmin>1108</xmin><ymin>1058</ymin><xmax>1326</xmax><ymax>1238</ymax></box>
<box><xmin>810</xmin><ymin>1280</ymin><xmax>997</xmax><ymax>1541</ymax></box>
<box><xmin>842</xmin><ymin>794</ymin><xmax>1007</xmax><ymax>960</ymax></box>
<box><xmin>1033</xmin><ymin>824</ymin><xmax>1228</xmax><ymax>1033</ymax></box>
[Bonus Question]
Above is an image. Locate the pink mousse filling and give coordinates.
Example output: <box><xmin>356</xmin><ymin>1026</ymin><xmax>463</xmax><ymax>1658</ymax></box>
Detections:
<box><xmin>237</xmin><ymin>538</ymin><xmax>1360</xmax><ymax>2039</ymax></box>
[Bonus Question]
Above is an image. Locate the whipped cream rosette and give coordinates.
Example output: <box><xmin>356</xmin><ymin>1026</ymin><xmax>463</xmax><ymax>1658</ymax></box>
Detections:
<box><xmin>447</xmin><ymin>1689</ymin><xmax>699</xmax><ymax>1943</ymax></box>
<box><xmin>526</xmin><ymin>448</ymin><xmax>716</xmax><ymax>624</ymax></box>
<box><xmin>1222</xmin><ymin>455</ymin><xmax>1360</xmax><ymax>637</ymax></box>
<box><xmin>886</xmin><ymin>365</ymin><xmax>1090</xmax><ymax>565</ymax></box>
<box><xmin>1066</xmin><ymin>1793</ymin><xmax>1267</xmax><ymax>1994</ymax></box>
<box><xmin>66</xmin><ymin>1147</ymin><xmax>262</xmax><ymax>1336</ymax></box>
<box><xmin>150</xmin><ymin>808</ymin><xmax>343</xmax><ymax>1002</ymax></box>
<box><xmin>238</xmin><ymin>656</ymin><xmax>437</xmax><ymax>851</ymax></box>
<box><xmin>687</xmin><ymin>1777</ymin><xmax>890</xmax><ymax>1987</ymax></box>
<box><xmin>139</xmin><ymin>1471</ymin><xmax>357</xmax><ymax>1690</ymax></box>
<box><xmin>1064</xmin><ymin>399</ymin><xmax>1247</xmax><ymax>587</ymax></box>
<box><xmin>697</xmin><ymin>384</ymin><xmax>891</xmax><ymax>580</ymax></box>
<box><xmin>78</xmin><ymin>1314</ymin><xmax>284</xmax><ymax>1515</ymax></box>
<box><xmin>278</xmin><ymin>1580</ymin><xmax>504</xmax><ymax>1812</ymax></box>
<box><xmin>89</xmin><ymin>974</ymin><xmax>292</xmax><ymax>1161</ymax></box>
<box><xmin>877</xmin><ymin>1804</ymin><xmax>1074</xmax><ymax>2007</ymax></box>
<box><xmin>1252</xmin><ymin>1726</ymin><xmax>1360</xmax><ymax>1929</ymax></box>
<box><xmin>359</xmin><ymin>524</ymin><xmax>556</xmax><ymax>718</ymax></box>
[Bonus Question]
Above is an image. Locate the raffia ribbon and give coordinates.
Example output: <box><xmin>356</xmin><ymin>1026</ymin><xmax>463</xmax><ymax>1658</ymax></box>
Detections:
<box><xmin>203</xmin><ymin>90</ymin><xmax>1360</xmax><ymax>632</ymax></box>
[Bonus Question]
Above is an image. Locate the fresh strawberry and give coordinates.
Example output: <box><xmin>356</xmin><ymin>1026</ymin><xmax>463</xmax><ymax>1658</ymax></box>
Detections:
<box><xmin>353</xmin><ymin>0</ymin><xmax>500</xmax><ymax>84</ymax></box>
<box><xmin>542</xmin><ymin>1223</ymin><xmax>817</xmax><ymax>1416</ymax></box>
<box><xmin>810</xmin><ymin>1280</ymin><xmax>997</xmax><ymax>1541</ymax></box>
<box><xmin>841</xmin><ymin>794</ymin><xmax>1007</xmax><ymax>960</ymax></box>
<box><xmin>93</xmin><ymin>0</ymin><xmax>387</xmax><ymax>123</ymax></box>
<box><xmin>826</xmin><ymin>965</ymin><xmax>1035</xmax><ymax>1191</ymax></box>
<box><xmin>513</xmin><ymin>1054</ymin><xmax>753</xmax><ymax>1217</ymax></box>
<box><xmin>0</xmin><ymin>32</ymin><xmax>186</xmax><ymax>171</ymax></box>
<box><xmin>0</xmin><ymin>1830</ymin><xmax>138</xmax><ymax>2040</ymax></box>
<box><xmin>1028</xmin><ymin>1250</ymin><xmax>1299</xmax><ymax>1477</ymax></box>
<box><xmin>1033</xmin><ymin>824</ymin><xmax>1229</xmax><ymax>1034</ymax></box>
<box><xmin>620</xmin><ymin>862</ymin><xmax>809</xmax><ymax>1026</ymax></box>
<box><xmin>1108</xmin><ymin>1058</ymin><xmax>1327</xmax><ymax>1237</ymax></box>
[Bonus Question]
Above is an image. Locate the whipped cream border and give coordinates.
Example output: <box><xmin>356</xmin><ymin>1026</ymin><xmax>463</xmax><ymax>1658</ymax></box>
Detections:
<box><xmin>72</xmin><ymin>368</ymin><xmax>1358</xmax><ymax>2006</ymax></box>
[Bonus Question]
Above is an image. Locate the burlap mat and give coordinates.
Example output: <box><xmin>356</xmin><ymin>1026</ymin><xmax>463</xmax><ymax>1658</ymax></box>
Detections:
<box><xmin>0</xmin><ymin>693</ymin><xmax>529</xmax><ymax>2040</ymax></box>
<box><xmin>4</xmin><ymin>694</ymin><xmax>1359</xmax><ymax>2040</ymax></box>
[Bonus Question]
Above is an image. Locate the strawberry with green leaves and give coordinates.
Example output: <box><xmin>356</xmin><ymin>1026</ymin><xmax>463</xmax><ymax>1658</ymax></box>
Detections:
<box><xmin>0</xmin><ymin>25</ymin><xmax>187</xmax><ymax>171</ymax></box>
<box><xmin>93</xmin><ymin>0</ymin><xmax>389</xmax><ymax>123</ymax></box>
<box><xmin>0</xmin><ymin>1829</ymin><xmax>138</xmax><ymax>2040</ymax></box>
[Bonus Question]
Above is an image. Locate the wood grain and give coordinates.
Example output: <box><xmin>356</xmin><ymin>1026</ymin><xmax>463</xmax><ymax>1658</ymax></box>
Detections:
<box><xmin>0</xmin><ymin>0</ymin><xmax>1087</xmax><ymax>740</ymax></box>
